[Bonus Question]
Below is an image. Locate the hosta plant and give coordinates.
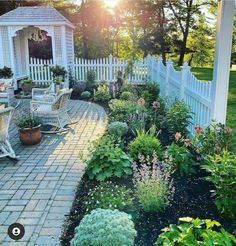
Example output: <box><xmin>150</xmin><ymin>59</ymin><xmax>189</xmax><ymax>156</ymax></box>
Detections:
<box><xmin>71</xmin><ymin>208</ymin><xmax>137</xmax><ymax>246</ymax></box>
<box><xmin>202</xmin><ymin>151</ymin><xmax>236</xmax><ymax>220</ymax></box>
<box><xmin>94</xmin><ymin>83</ymin><xmax>110</xmax><ymax>102</ymax></box>
<box><xmin>155</xmin><ymin>217</ymin><xmax>236</xmax><ymax>245</ymax></box>
<box><xmin>133</xmin><ymin>153</ymin><xmax>174</xmax><ymax>212</ymax></box>
<box><xmin>85</xmin><ymin>136</ymin><xmax>132</xmax><ymax>181</ymax></box>
<box><xmin>84</xmin><ymin>181</ymin><xmax>133</xmax><ymax>213</ymax></box>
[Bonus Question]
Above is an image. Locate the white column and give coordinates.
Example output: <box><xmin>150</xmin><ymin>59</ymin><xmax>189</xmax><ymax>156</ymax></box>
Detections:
<box><xmin>165</xmin><ymin>59</ymin><xmax>173</xmax><ymax>97</ymax></box>
<box><xmin>61</xmin><ymin>25</ymin><xmax>69</xmax><ymax>88</ymax></box>
<box><xmin>211</xmin><ymin>0</ymin><xmax>235</xmax><ymax>123</ymax></box>
<box><xmin>8</xmin><ymin>27</ymin><xmax>17</xmax><ymax>89</ymax></box>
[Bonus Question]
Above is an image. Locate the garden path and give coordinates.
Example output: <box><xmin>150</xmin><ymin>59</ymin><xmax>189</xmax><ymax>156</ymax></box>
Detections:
<box><xmin>0</xmin><ymin>100</ymin><xmax>107</xmax><ymax>245</ymax></box>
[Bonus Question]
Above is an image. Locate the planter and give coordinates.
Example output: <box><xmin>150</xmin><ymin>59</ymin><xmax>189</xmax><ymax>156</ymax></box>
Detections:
<box><xmin>19</xmin><ymin>125</ymin><xmax>42</xmax><ymax>145</ymax></box>
<box><xmin>22</xmin><ymin>83</ymin><xmax>34</xmax><ymax>94</ymax></box>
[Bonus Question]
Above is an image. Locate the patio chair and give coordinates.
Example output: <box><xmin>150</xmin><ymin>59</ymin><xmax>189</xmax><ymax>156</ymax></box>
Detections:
<box><xmin>0</xmin><ymin>107</ymin><xmax>18</xmax><ymax>159</ymax></box>
<box><xmin>0</xmin><ymin>81</ymin><xmax>19</xmax><ymax>108</ymax></box>
<box><xmin>32</xmin><ymin>83</ymin><xmax>55</xmax><ymax>102</ymax></box>
<box><xmin>30</xmin><ymin>89</ymin><xmax>73</xmax><ymax>132</ymax></box>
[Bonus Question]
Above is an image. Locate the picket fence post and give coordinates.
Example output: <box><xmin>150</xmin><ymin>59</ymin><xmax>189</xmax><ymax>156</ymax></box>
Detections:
<box><xmin>157</xmin><ymin>57</ymin><xmax>162</xmax><ymax>82</ymax></box>
<box><xmin>109</xmin><ymin>54</ymin><xmax>113</xmax><ymax>82</ymax></box>
<box><xmin>165</xmin><ymin>59</ymin><xmax>173</xmax><ymax>97</ymax></box>
<box><xmin>180</xmin><ymin>62</ymin><xmax>190</xmax><ymax>100</ymax></box>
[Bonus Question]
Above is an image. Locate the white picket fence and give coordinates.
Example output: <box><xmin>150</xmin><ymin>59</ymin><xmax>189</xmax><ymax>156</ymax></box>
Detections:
<box><xmin>29</xmin><ymin>55</ymin><xmax>213</xmax><ymax>133</ymax></box>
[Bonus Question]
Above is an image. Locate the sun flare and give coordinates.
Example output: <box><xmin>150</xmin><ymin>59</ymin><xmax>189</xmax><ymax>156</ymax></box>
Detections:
<box><xmin>103</xmin><ymin>0</ymin><xmax>119</xmax><ymax>8</ymax></box>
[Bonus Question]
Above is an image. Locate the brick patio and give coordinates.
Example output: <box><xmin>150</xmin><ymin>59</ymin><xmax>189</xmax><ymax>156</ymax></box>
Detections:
<box><xmin>0</xmin><ymin>100</ymin><xmax>107</xmax><ymax>245</ymax></box>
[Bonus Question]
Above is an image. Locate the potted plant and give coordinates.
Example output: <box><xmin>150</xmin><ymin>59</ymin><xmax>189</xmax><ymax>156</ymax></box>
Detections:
<box><xmin>16</xmin><ymin>115</ymin><xmax>42</xmax><ymax>145</ymax></box>
<box><xmin>50</xmin><ymin>65</ymin><xmax>67</xmax><ymax>92</ymax></box>
<box><xmin>21</xmin><ymin>78</ymin><xmax>34</xmax><ymax>94</ymax></box>
<box><xmin>0</xmin><ymin>66</ymin><xmax>13</xmax><ymax>85</ymax></box>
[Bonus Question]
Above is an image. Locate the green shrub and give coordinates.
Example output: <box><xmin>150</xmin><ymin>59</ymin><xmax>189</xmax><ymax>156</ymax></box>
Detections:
<box><xmin>120</xmin><ymin>91</ymin><xmax>136</xmax><ymax>101</ymax></box>
<box><xmin>80</xmin><ymin>91</ymin><xmax>91</xmax><ymax>99</ymax></box>
<box><xmin>85</xmin><ymin>136</ymin><xmax>132</xmax><ymax>181</ymax></box>
<box><xmin>71</xmin><ymin>208</ymin><xmax>137</xmax><ymax>246</ymax></box>
<box><xmin>165</xmin><ymin>143</ymin><xmax>194</xmax><ymax>176</ymax></box>
<box><xmin>86</xmin><ymin>70</ymin><xmax>96</xmax><ymax>92</ymax></box>
<box><xmin>202</xmin><ymin>151</ymin><xmax>236</xmax><ymax>220</ymax></box>
<box><xmin>50</xmin><ymin>65</ymin><xmax>67</xmax><ymax>81</ymax></box>
<box><xmin>0</xmin><ymin>66</ymin><xmax>13</xmax><ymax>78</ymax></box>
<box><xmin>108</xmin><ymin>121</ymin><xmax>128</xmax><ymax>138</ymax></box>
<box><xmin>108</xmin><ymin>99</ymin><xmax>142</xmax><ymax>122</ymax></box>
<box><xmin>145</xmin><ymin>80</ymin><xmax>160</xmax><ymax>99</ymax></box>
<box><xmin>197</xmin><ymin>122</ymin><xmax>234</xmax><ymax>155</ymax></box>
<box><xmin>120</xmin><ymin>83</ymin><xmax>138</xmax><ymax>95</ymax></box>
<box><xmin>84</xmin><ymin>181</ymin><xmax>133</xmax><ymax>213</ymax></box>
<box><xmin>128</xmin><ymin>126</ymin><xmax>162</xmax><ymax>161</ymax></box>
<box><xmin>155</xmin><ymin>217</ymin><xmax>236</xmax><ymax>245</ymax></box>
<box><xmin>133</xmin><ymin>154</ymin><xmax>174</xmax><ymax>212</ymax></box>
<box><xmin>94</xmin><ymin>83</ymin><xmax>110</xmax><ymax>102</ymax></box>
<box><xmin>166</xmin><ymin>100</ymin><xmax>192</xmax><ymax>138</ymax></box>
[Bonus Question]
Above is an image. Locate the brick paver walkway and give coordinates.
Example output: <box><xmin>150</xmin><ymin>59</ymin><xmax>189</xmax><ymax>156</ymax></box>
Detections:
<box><xmin>0</xmin><ymin>100</ymin><xmax>107</xmax><ymax>245</ymax></box>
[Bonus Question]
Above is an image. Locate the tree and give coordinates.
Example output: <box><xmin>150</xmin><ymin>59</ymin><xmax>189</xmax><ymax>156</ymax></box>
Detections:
<box><xmin>167</xmin><ymin>0</ymin><xmax>213</xmax><ymax>66</ymax></box>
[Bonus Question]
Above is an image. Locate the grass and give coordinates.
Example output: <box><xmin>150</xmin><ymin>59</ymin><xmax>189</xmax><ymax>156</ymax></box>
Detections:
<box><xmin>192</xmin><ymin>67</ymin><xmax>236</xmax><ymax>149</ymax></box>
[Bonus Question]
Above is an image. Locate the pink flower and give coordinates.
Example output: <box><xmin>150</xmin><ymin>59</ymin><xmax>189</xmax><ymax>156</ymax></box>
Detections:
<box><xmin>183</xmin><ymin>139</ymin><xmax>191</xmax><ymax>147</ymax></box>
<box><xmin>175</xmin><ymin>132</ymin><xmax>182</xmax><ymax>141</ymax></box>
<box><xmin>152</xmin><ymin>101</ymin><xmax>160</xmax><ymax>109</ymax></box>
<box><xmin>224</xmin><ymin>127</ymin><xmax>233</xmax><ymax>134</ymax></box>
<box><xmin>194</xmin><ymin>126</ymin><xmax>201</xmax><ymax>135</ymax></box>
<box><xmin>137</xmin><ymin>98</ymin><xmax>145</xmax><ymax>105</ymax></box>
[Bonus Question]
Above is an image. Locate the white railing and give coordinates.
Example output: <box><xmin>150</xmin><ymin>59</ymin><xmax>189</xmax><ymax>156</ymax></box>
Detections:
<box><xmin>149</xmin><ymin>57</ymin><xmax>212</xmax><ymax>133</ymax></box>
<box><xmin>28</xmin><ymin>55</ymin><xmax>213</xmax><ymax>133</ymax></box>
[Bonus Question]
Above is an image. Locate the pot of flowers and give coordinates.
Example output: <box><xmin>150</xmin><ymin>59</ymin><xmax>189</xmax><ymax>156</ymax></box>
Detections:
<box><xmin>21</xmin><ymin>78</ymin><xmax>34</xmax><ymax>94</ymax></box>
<box><xmin>0</xmin><ymin>66</ymin><xmax>13</xmax><ymax>85</ymax></box>
<box><xmin>16</xmin><ymin>115</ymin><xmax>42</xmax><ymax>145</ymax></box>
<box><xmin>50</xmin><ymin>65</ymin><xmax>67</xmax><ymax>93</ymax></box>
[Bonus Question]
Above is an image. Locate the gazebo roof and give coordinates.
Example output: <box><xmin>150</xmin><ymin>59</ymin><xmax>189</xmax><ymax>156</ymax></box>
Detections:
<box><xmin>0</xmin><ymin>6</ymin><xmax>74</xmax><ymax>28</ymax></box>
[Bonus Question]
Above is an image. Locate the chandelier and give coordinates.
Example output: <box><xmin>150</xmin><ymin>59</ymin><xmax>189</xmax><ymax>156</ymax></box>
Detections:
<box><xmin>25</xmin><ymin>26</ymin><xmax>48</xmax><ymax>42</ymax></box>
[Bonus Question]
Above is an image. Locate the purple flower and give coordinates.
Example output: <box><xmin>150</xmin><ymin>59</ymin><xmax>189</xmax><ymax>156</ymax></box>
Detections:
<box><xmin>152</xmin><ymin>101</ymin><xmax>160</xmax><ymax>109</ymax></box>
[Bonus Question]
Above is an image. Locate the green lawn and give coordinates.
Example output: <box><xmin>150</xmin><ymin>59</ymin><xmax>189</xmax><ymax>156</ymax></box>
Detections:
<box><xmin>192</xmin><ymin>67</ymin><xmax>236</xmax><ymax>149</ymax></box>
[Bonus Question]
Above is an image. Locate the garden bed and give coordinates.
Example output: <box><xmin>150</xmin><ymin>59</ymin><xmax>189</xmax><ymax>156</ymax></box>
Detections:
<box><xmin>62</xmin><ymin>81</ymin><xmax>236</xmax><ymax>246</ymax></box>
<box><xmin>61</xmin><ymin>158</ymin><xmax>233</xmax><ymax>246</ymax></box>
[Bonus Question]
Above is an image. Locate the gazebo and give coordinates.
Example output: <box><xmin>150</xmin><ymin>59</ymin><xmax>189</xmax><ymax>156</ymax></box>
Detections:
<box><xmin>0</xmin><ymin>6</ymin><xmax>75</xmax><ymax>89</ymax></box>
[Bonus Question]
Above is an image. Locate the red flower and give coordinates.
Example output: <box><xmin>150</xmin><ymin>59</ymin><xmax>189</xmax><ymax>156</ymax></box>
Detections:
<box><xmin>194</xmin><ymin>126</ymin><xmax>201</xmax><ymax>135</ymax></box>
<box><xmin>137</xmin><ymin>98</ymin><xmax>145</xmax><ymax>105</ymax></box>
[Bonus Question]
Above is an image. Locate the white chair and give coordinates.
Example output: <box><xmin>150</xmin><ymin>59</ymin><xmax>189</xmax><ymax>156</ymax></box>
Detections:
<box><xmin>0</xmin><ymin>107</ymin><xmax>18</xmax><ymax>159</ymax></box>
<box><xmin>32</xmin><ymin>83</ymin><xmax>55</xmax><ymax>102</ymax></box>
<box><xmin>30</xmin><ymin>89</ymin><xmax>73</xmax><ymax>132</ymax></box>
<box><xmin>0</xmin><ymin>80</ymin><xmax>19</xmax><ymax>108</ymax></box>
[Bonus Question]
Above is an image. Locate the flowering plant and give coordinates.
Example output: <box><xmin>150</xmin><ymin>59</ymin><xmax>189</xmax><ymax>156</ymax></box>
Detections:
<box><xmin>84</xmin><ymin>181</ymin><xmax>133</xmax><ymax>213</ymax></box>
<box><xmin>195</xmin><ymin>122</ymin><xmax>234</xmax><ymax>156</ymax></box>
<box><xmin>133</xmin><ymin>153</ymin><xmax>174</xmax><ymax>212</ymax></box>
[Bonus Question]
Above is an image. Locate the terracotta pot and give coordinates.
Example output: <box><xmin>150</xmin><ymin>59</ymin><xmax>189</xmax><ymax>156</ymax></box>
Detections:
<box><xmin>19</xmin><ymin>125</ymin><xmax>42</xmax><ymax>145</ymax></box>
<box><xmin>22</xmin><ymin>83</ymin><xmax>33</xmax><ymax>94</ymax></box>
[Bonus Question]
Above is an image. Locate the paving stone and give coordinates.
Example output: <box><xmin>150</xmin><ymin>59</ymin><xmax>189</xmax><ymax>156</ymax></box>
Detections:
<box><xmin>0</xmin><ymin>100</ymin><xmax>107</xmax><ymax>245</ymax></box>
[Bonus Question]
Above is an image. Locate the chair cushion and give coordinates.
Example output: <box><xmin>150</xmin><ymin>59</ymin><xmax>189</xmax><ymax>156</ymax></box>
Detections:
<box><xmin>34</xmin><ymin>104</ymin><xmax>58</xmax><ymax>115</ymax></box>
<box><xmin>0</xmin><ymin>92</ymin><xmax>8</xmax><ymax>97</ymax></box>
<box><xmin>0</xmin><ymin>83</ymin><xmax>8</xmax><ymax>92</ymax></box>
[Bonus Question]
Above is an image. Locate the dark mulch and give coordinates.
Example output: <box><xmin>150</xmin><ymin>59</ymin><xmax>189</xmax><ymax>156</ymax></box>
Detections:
<box><xmin>60</xmin><ymin>166</ymin><xmax>234</xmax><ymax>246</ymax></box>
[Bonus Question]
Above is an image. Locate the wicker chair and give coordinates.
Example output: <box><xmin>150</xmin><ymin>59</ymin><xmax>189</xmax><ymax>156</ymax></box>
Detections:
<box><xmin>0</xmin><ymin>107</ymin><xmax>18</xmax><ymax>159</ymax></box>
<box><xmin>0</xmin><ymin>80</ymin><xmax>19</xmax><ymax>107</ymax></box>
<box><xmin>30</xmin><ymin>89</ymin><xmax>73</xmax><ymax>131</ymax></box>
<box><xmin>32</xmin><ymin>83</ymin><xmax>55</xmax><ymax>102</ymax></box>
